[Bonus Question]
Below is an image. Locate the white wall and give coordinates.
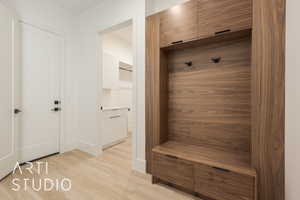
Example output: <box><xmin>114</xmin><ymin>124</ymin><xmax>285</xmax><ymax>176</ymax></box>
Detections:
<box><xmin>286</xmin><ymin>0</ymin><xmax>300</xmax><ymax>199</ymax></box>
<box><xmin>146</xmin><ymin>0</ymin><xmax>188</xmax><ymax>16</ymax></box>
<box><xmin>76</xmin><ymin>0</ymin><xmax>146</xmax><ymax>171</ymax></box>
<box><xmin>0</xmin><ymin>0</ymin><xmax>78</xmax><ymax>153</ymax></box>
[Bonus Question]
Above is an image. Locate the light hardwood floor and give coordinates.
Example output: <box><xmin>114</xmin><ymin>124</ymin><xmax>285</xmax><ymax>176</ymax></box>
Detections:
<box><xmin>0</xmin><ymin>138</ymin><xmax>202</xmax><ymax>200</ymax></box>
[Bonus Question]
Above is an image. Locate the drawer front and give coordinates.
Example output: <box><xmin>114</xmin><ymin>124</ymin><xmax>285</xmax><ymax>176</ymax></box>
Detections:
<box><xmin>102</xmin><ymin>109</ymin><xmax>127</xmax><ymax>118</ymax></box>
<box><xmin>160</xmin><ymin>0</ymin><xmax>198</xmax><ymax>47</ymax></box>
<box><xmin>195</xmin><ymin>164</ymin><xmax>255</xmax><ymax>200</ymax></box>
<box><xmin>152</xmin><ymin>152</ymin><xmax>194</xmax><ymax>190</ymax></box>
<box><xmin>102</xmin><ymin>111</ymin><xmax>128</xmax><ymax>147</ymax></box>
<box><xmin>198</xmin><ymin>0</ymin><xmax>252</xmax><ymax>38</ymax></box>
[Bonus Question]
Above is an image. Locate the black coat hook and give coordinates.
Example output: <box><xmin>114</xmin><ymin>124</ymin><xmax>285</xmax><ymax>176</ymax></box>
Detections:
<box><xmin>185</xmin><ymin>61</ymin><xmax>193</xmax><ymax>67</ymax></box>
<box><xmin>211</xmin><ymin>57</ymin><xmax>221</xmax><ymax>63</ymax></box>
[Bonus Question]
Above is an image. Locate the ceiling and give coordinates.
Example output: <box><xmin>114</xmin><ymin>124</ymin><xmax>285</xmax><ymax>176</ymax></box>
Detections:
<box><xmin>53</xmin><ymin>0</ymin><xmax>104</xmax><ymax>14</ymax></box>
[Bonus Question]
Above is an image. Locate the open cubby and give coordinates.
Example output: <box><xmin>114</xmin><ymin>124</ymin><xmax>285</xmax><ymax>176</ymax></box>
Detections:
<box><xmin>155</xmin><ymin>31</ymin><xmax>254</xmax><ymax>174</ymax></box>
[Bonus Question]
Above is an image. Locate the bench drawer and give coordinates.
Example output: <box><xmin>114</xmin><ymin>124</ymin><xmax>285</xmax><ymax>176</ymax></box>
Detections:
<box><xmin>195</xmin><ymin>164</ymin><xmax>256</xmax><ymax>200</ymax></box>
<box><xmin>152</xmin><ymin>152</ymin><xmax>194</xmax><ymax>190</ymax></box>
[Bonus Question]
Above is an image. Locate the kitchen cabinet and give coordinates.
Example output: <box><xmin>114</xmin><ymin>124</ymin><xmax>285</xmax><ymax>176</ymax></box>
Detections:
<box><xmin>102</xmin><ymin>52</ymin><xmax>119</xmax><ymax>89</ymax></box>
<box><xmin>102</xmin><ymin>108</ymin><xmax>128</xmax><ymax>149</ymax></box>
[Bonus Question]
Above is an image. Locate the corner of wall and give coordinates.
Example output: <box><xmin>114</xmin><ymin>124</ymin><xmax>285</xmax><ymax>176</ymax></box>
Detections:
<box><xmin>133</xmin><ymin>158</ymin><xmax>146</xmax><ymax>173</ymax></box>
<box><xmin>76</xmin><ymin>141</ymin><xmax>102</xmax><ymax>157</ymax></box>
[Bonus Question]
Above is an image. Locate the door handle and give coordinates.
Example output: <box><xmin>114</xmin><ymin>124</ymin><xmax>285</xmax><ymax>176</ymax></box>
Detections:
<box><xmin>14</xmin><ymin>109</ymin><xmax>22</xmax><ymax>114</ymax></box>
<box><xmin>110</xmin><ymin>115</ymin><xmax>121</xmax><ymax>119</ymax></box>
<box><xmin>51</xmin><ymin>107</ymin><xmax>61</xmax><ymax>112</ymax></box>
<box><xmin>54</xmin><ymin>100</ymin><xmax>61</xmax><ymax>105</ymax></box>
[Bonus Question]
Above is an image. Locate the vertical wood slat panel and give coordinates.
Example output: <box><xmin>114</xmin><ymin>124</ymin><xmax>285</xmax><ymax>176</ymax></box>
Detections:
<box><xmin>251</xmin><ymin>0</ymin><xmax>286</xmax><ymax>199</ymax></box>
<box><xmin>146</xmin><ymin>15</ymin><xmax>168</xmax><ymax>173</ymax></box>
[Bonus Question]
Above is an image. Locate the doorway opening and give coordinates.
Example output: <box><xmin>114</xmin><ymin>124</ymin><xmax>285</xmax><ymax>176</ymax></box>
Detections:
<box><xmin>98</xmin><ymin>20</ymin><xmax>135</xmax><ymax>167</ymax></box>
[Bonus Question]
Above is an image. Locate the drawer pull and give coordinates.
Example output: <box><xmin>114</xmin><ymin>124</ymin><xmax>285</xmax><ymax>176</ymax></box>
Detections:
<box><xmin>165</xmin><ymin>154</ymin><xmax>179</xmax><ymax>159</ymax></box>
<box><xmin>171</xmin><ymin>40</ymin><xmax>183</xmax><ymax>45</ymax></box>
<box><xmin>215</xmin><ymin>29</ymin><xmax>231</xmax><ymax>35</ymax></box>
<box><xmin>212</xmin><ymin>167</ymin><xmax>231</xmax><ymax>173</ymax></box>
<box><xmin>110</xmin><ymin>115</ymin><xmax>121</xmax><ymax>119</ymax></box>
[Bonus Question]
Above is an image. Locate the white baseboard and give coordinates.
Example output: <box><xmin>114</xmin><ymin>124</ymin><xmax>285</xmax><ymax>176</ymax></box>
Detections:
<box><xmin>77</xmin><ymin>141</ymin><xmax>100</xmax><ymax>156</ymax></box>
<box><xmin>133</xmin><ymin>158</ymin><xmax>146</xmax><ymax>173</ymax></box>
<box><xmin>19</xmin><ymin>142</ymin><xmax>59</xmax><ymax>163</ymax></box>
<box><xmin>102</xmin><ymin>138</ymin><xmax>127</xmax><ymax>150</ymax></box>
<box><xmin>0</xmin><ymin>154</ymin><xmax>17</xmax><ymax>181</ymax></box>
<box><xmin>60</xmin><ymin>140</ymin><xmax>77</xmax><ymax>154</ymax></box>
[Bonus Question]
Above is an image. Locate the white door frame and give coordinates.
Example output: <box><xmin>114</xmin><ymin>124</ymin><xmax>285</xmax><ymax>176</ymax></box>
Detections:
<box><xmin>0</xmin><ymin>4</ymin><xmax>20</xmax><ymax>180</ymax></box>
<box><xmin>97</xmin><ymin>19</ymin><xmax>138</xmax><ymax>169</ymax></box>
<box><xmin>19</xmin><ymin>20</ymin><xmax>67</xmax><ymax>158</ymax></box>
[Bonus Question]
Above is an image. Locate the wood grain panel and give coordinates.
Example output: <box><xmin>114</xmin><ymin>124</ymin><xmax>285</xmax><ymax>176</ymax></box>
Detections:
<box><xmin>152</xmin><ymin>152</ymin><xmax>195</xmax><ymax>190</ymax></box>
<box><xmin>198</xmin><ymin>0</ymin><xmax>252</xmax><ymax>39</ymax></box>
<box><xmin>195</xmin><ymin>164</ymin><xmax>256</xmax><ymax>200</ymax></box>
<box><xmin>162</xmin><ymin>29</ymin><xmax>252</xmax><ymax>51</ymax></box>
<box><xmin>145</xmin><ymin>14</ymin><xmax>160</xmax><ymax>174</ymax></box>
<box><xmin>160</xmin><ymin>0</ymin><xmax>198</xmax><ymax>47</ymax></box>
<box><xmin>251</xmin><ymin>0</ymin><xmax>286</xmax><ymax>199</ymax></box>
<box><xmin>153</xmin><ymin>141</ymin><xmax>255</xmax><ymax>176</ymax></box>
<box><xmin>167</xmin><ymin>37</ymin><xmax>251</xmax><ymax>153</ymax></box>
<box><xmin>146</xmin><ymin>14</ymin><xmax>169</xmax><ymax>174</ymax></box>
<box><xmin>159</xmin><ymin>50</ymin><xmax>169</xmax><ymax>144</ymax></box>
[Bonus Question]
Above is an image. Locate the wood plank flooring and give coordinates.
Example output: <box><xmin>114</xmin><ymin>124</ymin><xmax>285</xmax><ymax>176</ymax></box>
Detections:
<box><xmin>0</xmin><ymin>138</ymin><xmax>202</xmax><ymax>200</ymax></box>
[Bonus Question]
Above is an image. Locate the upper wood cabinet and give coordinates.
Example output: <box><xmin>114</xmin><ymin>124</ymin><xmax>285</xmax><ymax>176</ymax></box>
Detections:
<box><xmin>160</xmin><ymin>0</ymin><xmax>198</xmax><ymax>47</ymax></box>
<box><xmin>197</xmin><ymin>0</ymin><xmax>252</xmax><ymax>38</ymax></box>
<box><xmin>159</xmin><ymin>0</ymin><xmax>252</xmax><ymax>47</ymax></box>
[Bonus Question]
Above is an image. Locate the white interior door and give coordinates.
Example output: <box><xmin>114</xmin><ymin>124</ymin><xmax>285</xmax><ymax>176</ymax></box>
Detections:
<box><xmin>0</xmin><ymin>4</ymin><xmax>20</xmax><ymax>180</ymax></box>
<box><xmin>21</xmin><ymin>24</ymin><xmax>62</xmax><ymax>163</ymax></box>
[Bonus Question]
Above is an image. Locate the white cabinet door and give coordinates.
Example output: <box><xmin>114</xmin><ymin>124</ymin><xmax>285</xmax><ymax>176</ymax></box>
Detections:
<box><xmin>102</xmin><ymin>52</ymin><xmax>119</xmax><ymax>89</ymax></box>
<box><xmin>0</xmin><ymin>3</ymin><xmax>20</xmax><ymax>180</ymax></box>
<box><xmin>102</xmin><ymin>110</ymin><xmax>128</xmax><ymax>148</ymax></box>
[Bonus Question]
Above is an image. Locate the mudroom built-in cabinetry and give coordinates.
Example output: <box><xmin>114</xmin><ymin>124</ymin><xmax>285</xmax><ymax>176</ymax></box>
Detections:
<box><xmin>146</xmin><ymin>0</ymin><xmax>258</xmax><ymax>199</ymax></box>
<box><xmin>146</xmin><ymin>0</ymin><xmax>285</xmax><ymax>199</ymax></box>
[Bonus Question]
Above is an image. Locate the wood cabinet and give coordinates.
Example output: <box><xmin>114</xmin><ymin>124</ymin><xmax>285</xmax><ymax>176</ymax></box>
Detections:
<box><xmin>153</xmin><ymin>143</ymin><xmax>257</xmax><ymax>200</ymax></box>
<box><xmin>152</xmin><ymin>152</ymin><xmax>194</xmax><ymax>190</ymax></box>
<box><xmin>159</xmin><ymin>0</ymin><xmax>252</xmax><ymax>48</ymax></box>
<box><xmin>197</xmin><ymin>0</ymin><xmax>252</xmax><ymax>38</ymax></box>
<box><xmin>195</xmin><ymin>164</ymin><xmax>256</xmax><ymax>200</ymax></box>
<box><xmin>147</xmin><ymin>0</ymin><xmax>285</xmax><ymax>199</ymax></box>
<box><xmin>160</xmin><ymin>0</ymin><xmax>198</xmax><ymax>47</ymax></box>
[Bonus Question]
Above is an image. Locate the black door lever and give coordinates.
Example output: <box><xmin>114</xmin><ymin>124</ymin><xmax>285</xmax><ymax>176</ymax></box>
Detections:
<box><xmin>54</xmin><ymin>100</ymin><xmax>61</xmax><ymax>105</ymax></box>
<box><xmin>51</xmin><ymin>107</ymin><xmax>61</xmax><ymax>112</ymax></box>
<box><xmin>14</xmin><ymin>109</ymin><xmax>22</xmax><ymax>114</ymax></box>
